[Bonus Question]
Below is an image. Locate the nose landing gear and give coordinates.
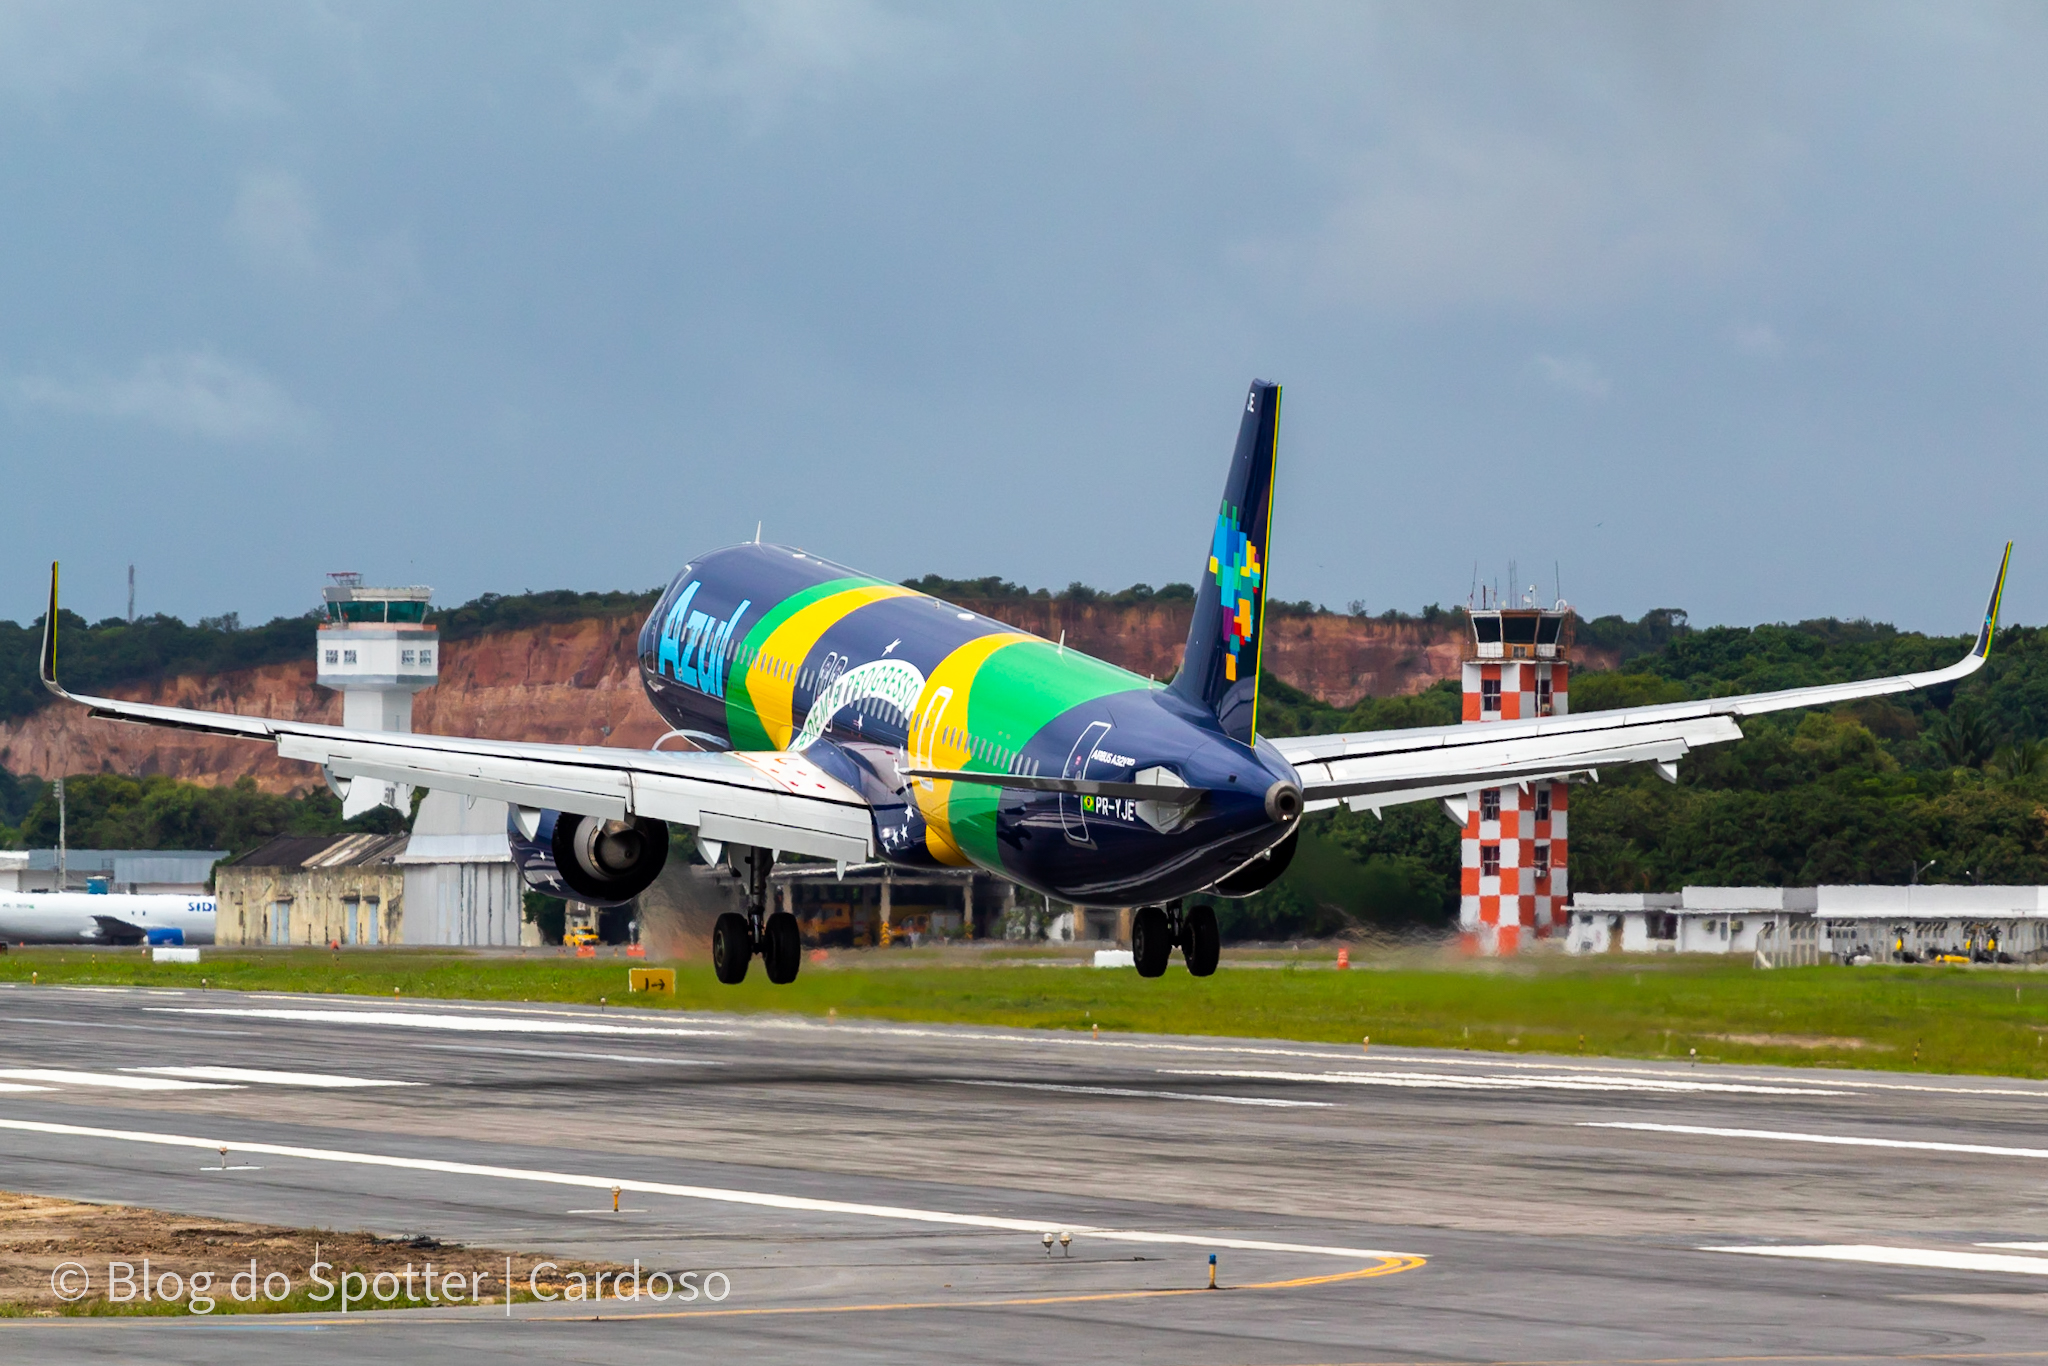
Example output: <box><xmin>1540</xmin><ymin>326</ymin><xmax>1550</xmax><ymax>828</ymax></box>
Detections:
<box><xmin>710</xmin><ymin>844</ymin><xmax>803</xmax><ymax>986</ymax></box>
<box><xmin>1131</xmin><ymin>901</ymin><xmax>1220</xmax><ymax>978</ymax></box>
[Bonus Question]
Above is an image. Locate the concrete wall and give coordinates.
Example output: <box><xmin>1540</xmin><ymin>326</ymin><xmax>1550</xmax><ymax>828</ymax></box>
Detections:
<box><xmin>215</xmin><ymin>864</ymin><xmax>405</xmax><ymax>946</ymax></box>
<box><xmin>400</xmin><ymin>862</ymin><xmax>524</xmax><ymax>947</ymax></box>
<box><xmin>397</xmin><ymin>792</ymin><xmax>524</xmax><ymax>946</ymax></box>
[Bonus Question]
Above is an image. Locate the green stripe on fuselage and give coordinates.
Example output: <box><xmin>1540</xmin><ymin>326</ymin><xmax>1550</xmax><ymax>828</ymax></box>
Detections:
<box><xmin>724</xmin><ymin>576</ymin><xmax>880</xmax><ymax>751</ymax></box>
<box><xmin>943</xmin><ymin>639</ymin><xmax>1155</xmax><ymax>872</ymax></box>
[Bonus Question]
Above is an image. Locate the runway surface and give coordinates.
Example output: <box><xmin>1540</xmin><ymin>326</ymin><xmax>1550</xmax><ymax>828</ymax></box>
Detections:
<box><xmin>3</xmin><ymin>978</ymin><xmax>2048</xmax><ymax>1363</ymax></box>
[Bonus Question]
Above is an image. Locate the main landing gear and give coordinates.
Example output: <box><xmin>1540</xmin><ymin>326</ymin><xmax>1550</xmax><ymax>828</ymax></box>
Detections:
<box><xmin>1131</xmin><ymin>901</ymin><xmax>1219</xmax><ymax>979</ymax></box>
<box><xmin>711</xmin><ymin>845</ymin><xmax>801</xmax><ymax>986</ymax></box>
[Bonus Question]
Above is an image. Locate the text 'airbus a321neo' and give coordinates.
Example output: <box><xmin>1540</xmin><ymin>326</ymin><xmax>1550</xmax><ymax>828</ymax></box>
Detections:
<box><xmin>38</xmin><ymin>383</ymin><xmax>2012</xmax><ymax>983</ymax></box>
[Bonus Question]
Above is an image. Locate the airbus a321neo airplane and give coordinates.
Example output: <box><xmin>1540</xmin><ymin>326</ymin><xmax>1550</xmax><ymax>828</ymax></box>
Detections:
<box><xmin>39</xmin><ymin>382</ymin><xmax>2010</xmax><ymax>984</ymax></box>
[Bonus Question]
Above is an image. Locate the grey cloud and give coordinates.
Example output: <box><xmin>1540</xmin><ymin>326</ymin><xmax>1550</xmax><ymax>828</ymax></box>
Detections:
<box><xmin>0</xmin><ymin>0</ymin><xmax>153</xmax><ymax>102</ymax></box>
<box><xmin>229</xmin><ymin>170</ymin><xmax>415</xmax><ymax>311</ymax></box>
<box><xmin>1532</xmin><ymin>353</ymin><xmax>1613</xmax><ymax>400</ymax></box>
<box><xmin>7</xmin><ymin>350</ymin><xmax>316</xmax><ymax>443</ymax></box>
<box><xmin>0</xmin><ymin>3</ymin><xmax>2045</xmax><ymax>631</ymax></box>
<box><xmin>1731</xmin><ymin>323</ymin><xmax>1786</xmax><ymax>358</ymax></box>
<box><xmin>574</xmin><ymin>0</ymin><xmax>937</xmax><ymax>128</ymax></box>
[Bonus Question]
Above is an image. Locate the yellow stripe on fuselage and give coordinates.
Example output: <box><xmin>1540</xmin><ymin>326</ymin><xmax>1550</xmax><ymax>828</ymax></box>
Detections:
<box><xmin>908</xmin><ymin>631</ymin><xmax>1036</xmax><ymax>867</ymax></box>
<box><xmin>750</xmin><ymin>584</ymin><xmax>918</xmax><ymax>748</ymax></box>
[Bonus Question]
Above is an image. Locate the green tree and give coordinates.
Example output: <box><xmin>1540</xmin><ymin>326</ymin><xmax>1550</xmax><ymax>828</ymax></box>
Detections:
<box><xmin>13</xmin><ymin>774</ymin><xmax>403</xmax><ymax>856</ymax></box>
<box><xmin>1926</xmin><ymin>698</ymin><xmax>2000</xmax><ymax>769</ymax></box>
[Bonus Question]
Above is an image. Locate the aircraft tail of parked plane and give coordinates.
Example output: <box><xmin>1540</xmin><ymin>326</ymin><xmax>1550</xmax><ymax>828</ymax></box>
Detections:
<box><xmin>33</xmin><ymin>383</ymin><xmax>2011</xmax><ymax>983</ymax></box>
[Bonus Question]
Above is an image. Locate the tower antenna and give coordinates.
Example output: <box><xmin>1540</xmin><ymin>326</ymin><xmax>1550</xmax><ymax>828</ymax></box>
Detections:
<box><xmin>127</xmin><ymin>565</ymin><xmax>135</xmax><ymax>624</ymax></box>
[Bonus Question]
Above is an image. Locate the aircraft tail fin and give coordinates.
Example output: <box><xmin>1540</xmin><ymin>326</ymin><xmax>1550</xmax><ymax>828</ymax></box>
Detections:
<box><xmin>1171</xmin><ymin>380</ymin><xmax>1280</xmax><ymax>745</ymax></box>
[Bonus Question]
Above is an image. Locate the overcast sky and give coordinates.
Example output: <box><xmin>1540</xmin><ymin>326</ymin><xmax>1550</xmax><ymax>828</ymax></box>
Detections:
<box><xmin>1</xmin><ymin>2</ymin><xmax>2042</xmax><ymax>634</ymax></box>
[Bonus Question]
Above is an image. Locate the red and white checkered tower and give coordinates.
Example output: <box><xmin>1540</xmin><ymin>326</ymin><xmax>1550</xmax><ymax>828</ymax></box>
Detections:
<box><xmin>1457</xmin><ymin>593</ymin><xmax>1574</xmax><ymax>955</ymax></box>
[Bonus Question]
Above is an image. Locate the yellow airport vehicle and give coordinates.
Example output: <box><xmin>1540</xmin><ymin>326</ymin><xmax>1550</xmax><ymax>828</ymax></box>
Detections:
<box><xmin>563</xmin><ymin>928</ymin><xmax>599</xmax><ymax>948</ymax></box>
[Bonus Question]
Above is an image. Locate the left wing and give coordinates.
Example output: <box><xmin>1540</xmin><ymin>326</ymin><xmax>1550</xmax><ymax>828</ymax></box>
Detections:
<box><xmin>90</xmin><ymin>913</ymin><xmax>145</xmax><ymax>941</ymax></box>
<box><xmin>1275</xmin><ymin>545</ymin><xmax>2010</xmax><ymax>815</ymax></box>
<box><xmin>36</xmin><ymin>566</ymin><xmax>874</xmax><ymax>863</ymax></box>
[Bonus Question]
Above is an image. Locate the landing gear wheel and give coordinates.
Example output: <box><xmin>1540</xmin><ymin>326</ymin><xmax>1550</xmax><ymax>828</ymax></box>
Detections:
<box><xmin>1182</xmin><ymin>904</ymin><xmax>1219</xmax><ymax>977</ymax></box>
<box><xmin>762</xmin><ymin>911</ymin><xmax>801</xmax><ymax>985</ymax></box>
<box><xmin>712</xmin><ymin>912</ymin><xmax>753</xmax><ymax>985</ymax></box>
<box><xmin>1131</xmin><ymin>906</ymin><xmax>1171</xmax><ymax>978</ymax></box>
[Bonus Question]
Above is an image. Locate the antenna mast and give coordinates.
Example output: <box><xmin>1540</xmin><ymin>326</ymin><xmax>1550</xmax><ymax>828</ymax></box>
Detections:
<box><xmin>127</xmin><ymin>565</ymin><xmax>135</xmax><ymax>623</ymax></box>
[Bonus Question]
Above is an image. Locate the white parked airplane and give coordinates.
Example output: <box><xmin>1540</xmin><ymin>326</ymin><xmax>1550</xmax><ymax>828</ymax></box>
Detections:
<box><xmin>0</xmin><ymin>892</ymin><xmax>215</xmax><ymax>946</ymax></box>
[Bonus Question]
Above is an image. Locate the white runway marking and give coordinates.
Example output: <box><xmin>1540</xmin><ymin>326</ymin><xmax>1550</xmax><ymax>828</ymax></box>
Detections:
<box><xmin>1705</xmin><ymin>1244</ymin><xmax>2048</xmax><ymax>1276</ymax></box>
<box><xmin>151</xmin><ymin>1007</ymin><xmax>736</xmax><ymax>1038</ymax></box>
<box><xmin>1</xmin><ymin>1015</ymin><xmax>257</xmax><ymax>1036</ymax></box>
<box><xmin>1584</xmin><ymin>1121</ymin><xmax>2048</xmax><ymax>1160</ymax></box>
<box><xmin>401</xmin><ymin>1043</ymin><xmax>725</xmax><ymax>1067</ymax></box>
<box><xmin>0</xmin><ymin>982</ymin><xmax>2023</xmax><ymax>1096</ymax></box>
<box><xmin>1981</xmin><ymin>1242</ymin><xmax>2048</xmax><ymax>1251</ymax></box>
<box><xmin>0</xmin><ymin>1083</ymin><xmax>54</xmax><ymax>1093</ymax></box>
<box><xmin>1166</xmin><ymin>1068</ymin><xmax>1848</xmax><ymax>1097</ymax></box>
<box><xmin>0</xmin><ymin>1117</ymin><xmax>1410</xmax><ymax>1263</ymax></box>
<box><xmin>113</xmin><ymin>991</ymin><xmax>2048</xmax><ymax>1099</ymax></box>
<box><xmin>950</xmin><ymin>1079</ymin><xmax>1331</xmax><ymax>1108</ymax></box>
<box><xmin>122</xmin><ymin>1066</ymin><xmax>418</xmax><ymax>1088</ymax></box>
<box><xmin>0</xmin><ymin>1068</ymin><xmax>237</xmax><ymax>1091</ymax></box>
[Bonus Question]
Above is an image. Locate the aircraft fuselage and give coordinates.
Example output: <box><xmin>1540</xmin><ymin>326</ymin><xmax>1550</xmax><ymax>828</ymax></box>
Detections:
<box><xmin>636</xmin><ymin>544</ymin><xmax>1299</xmax><ymax>906</ymax></box>
<box><xmin>0</xmin><ymin>892</ymin><xmax>215</xmax><ymax>946</ymax></box>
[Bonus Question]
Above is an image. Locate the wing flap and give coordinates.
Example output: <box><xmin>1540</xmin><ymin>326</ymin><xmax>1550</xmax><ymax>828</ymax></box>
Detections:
<box><xmin>1290</xmin><ymin>716</ymin><xmax>1740</xmax><ymax>805</ymax></box>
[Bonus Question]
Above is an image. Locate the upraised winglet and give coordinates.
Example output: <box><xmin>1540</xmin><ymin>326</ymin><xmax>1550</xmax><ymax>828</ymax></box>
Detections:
<box><xmin>1973</xmin><ymin>541</ymin><xmax>2012</xmax><ymax>660</ymax></box>
<box><xmin>39</xmin><ymin>561</ymin><xmax>62</xmax><ymax>696</ymax></box>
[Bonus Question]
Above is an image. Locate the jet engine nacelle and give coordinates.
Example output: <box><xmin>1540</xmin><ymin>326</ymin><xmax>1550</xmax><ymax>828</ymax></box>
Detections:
<box><xmin>507</xmin><ymin>808</ymin><xmax>669</xmax><ymax>907</ymax></box>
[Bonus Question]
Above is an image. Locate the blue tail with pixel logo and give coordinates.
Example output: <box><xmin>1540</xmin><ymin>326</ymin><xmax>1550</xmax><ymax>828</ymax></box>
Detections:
<box><xmin>1170</xmin><ymin>380</ymin><xmax>1280</xmax><ymax>746</ymax></box>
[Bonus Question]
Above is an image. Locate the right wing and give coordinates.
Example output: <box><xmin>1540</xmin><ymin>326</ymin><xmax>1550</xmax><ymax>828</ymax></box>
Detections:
<box><xmin>37</xmin><ymin>567</ymin><xmax>875</xmax><ymax>864</ymax></box>
<box><xmin>1273</xmin><ymin>544</ymin><xmax>2011</xmax><ymax>815</ymax></box>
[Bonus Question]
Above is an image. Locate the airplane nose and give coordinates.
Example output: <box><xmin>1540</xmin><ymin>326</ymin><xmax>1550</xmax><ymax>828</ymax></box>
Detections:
<box><xmin>1263</xmin><ymin>779</ymin><xmax>1303</xmax><ymax>823</ymax></box>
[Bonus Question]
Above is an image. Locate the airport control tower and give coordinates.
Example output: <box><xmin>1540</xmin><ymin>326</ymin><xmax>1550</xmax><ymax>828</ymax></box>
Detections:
<box><xmin>1457</xmin><ymin>592</ymin><xmax>1573</xmax><ymax>956</ymax></box>
<box><xmin>316</xmin><ymin>573</ymin><xmax>437</xmax><ymax>818</ymax></box>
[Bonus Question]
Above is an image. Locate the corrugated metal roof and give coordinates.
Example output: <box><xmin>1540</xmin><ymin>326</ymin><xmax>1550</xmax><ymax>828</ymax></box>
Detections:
<box><xmin>226</xmin><ymin>833</ymin><xmax>410</xmax><ymax>870</ymax></box>
<box><xmin>27</xmin><ymin>848</ymin><xmax>227</xmax><ymax>872</ymax></box>
<box><xmin>112</xmin><ymin>853</ymin><xmax>227</xmax><ymax>885</ymax></box>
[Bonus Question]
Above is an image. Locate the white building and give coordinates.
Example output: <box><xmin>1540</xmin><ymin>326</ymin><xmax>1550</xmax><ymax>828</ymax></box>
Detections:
<box><xmin>316</xmin><ymin>573</ymin><xmax>437</xmax><ymax>818</ymax></box>
<box><xmin>1813</xmin><ymin>884</ymin><xmax>2048</xmax><ymax>963</ymax></box>
<box><xmin>1675</xmin><ymin>887</ymin><xmax>1821</xmax><ymax>961</ymax></box>
<box><xmin>1571</xmin><ymin>887</ymin><xmax>1826</xmax><ymax>963</ymax></box>
<box><xmin>1565</xmin><ymin>892</ymin><xmax>1678</xmax><ymax>954</ymax></box>
<box><xmin>396</xmin><ymin>790</ymin><xmax>529</xmax><ymax>946</ymax></box>
<box><xmin>1569</xmin><ymin>884</ymin><xmax>2048</xmax><ymax>964</ymax></box>
<box><xmin>0</xmin><ymin>849</ymin><xmax>225</xmax><ymax>895</ymax></box>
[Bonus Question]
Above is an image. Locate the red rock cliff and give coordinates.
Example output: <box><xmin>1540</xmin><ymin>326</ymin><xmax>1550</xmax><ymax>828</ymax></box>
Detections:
<box><xmin>957</xmin><ymin>599</ymin><xmax>1471</xmax><ymax>705</ymax></box>
<box><xmin>0</xmin><ymin>618</ymin><xmax>668</xmax><ymax>794</ymax></box>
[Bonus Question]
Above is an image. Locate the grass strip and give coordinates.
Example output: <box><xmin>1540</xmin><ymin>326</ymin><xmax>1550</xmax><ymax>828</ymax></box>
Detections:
<box><xmin>1</xmin><ymin>948</ymin><xmax>2043</xmax><ymax>1079</ymax></box>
